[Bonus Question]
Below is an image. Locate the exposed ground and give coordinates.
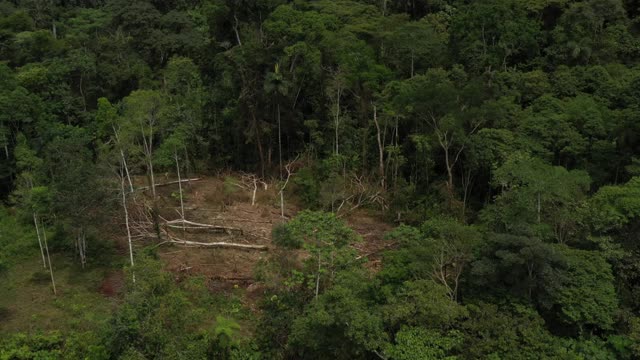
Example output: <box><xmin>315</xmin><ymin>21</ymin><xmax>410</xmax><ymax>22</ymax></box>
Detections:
<box><xmin>150</xmin><ymin>175</ymin><xmax>393</xmax><ymax>297</ymax></box>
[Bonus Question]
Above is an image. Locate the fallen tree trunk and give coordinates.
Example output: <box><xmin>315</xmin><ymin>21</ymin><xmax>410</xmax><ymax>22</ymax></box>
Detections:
<box><xmin>211</xmin><ymin>275</ymin><xmax>254</xmax><ymax>281</ymax></box>
<box><xmin>164</xmin><ymin>219</ymin><xmax>243</xmax><ymax>234</ymax></box>
<box><xmin>168</xmin><ymin>238</ymin><xmax>267</xmax><ymax>250</ymax></box>
<box><xmin>138</xmin><ymin>178</ymin><xmax>202</xmax><ymax>191</ymax></box>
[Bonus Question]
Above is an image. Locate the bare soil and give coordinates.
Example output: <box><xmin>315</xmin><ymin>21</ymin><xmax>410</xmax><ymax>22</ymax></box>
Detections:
<box><xmin>143</xmin><ymin>175</ymin><xmax>392</xmax><ymax>295</ymax></box>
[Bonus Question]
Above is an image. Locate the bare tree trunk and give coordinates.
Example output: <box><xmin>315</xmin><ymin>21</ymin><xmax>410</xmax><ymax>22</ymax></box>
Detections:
<box><xmin>252</xmin><ymin>111</ymin><xmax>265</xmax><ymax>178</ymax></box>
<box><xmin>537</xmin><ymin>192</ymin><xmax>541</xmax><ymax>223</ymax></box>
<box><xmin>148</xmin><ymin>157</ymin><xmax>156</xmax><ymax>199</ymax></box>
<box><xmin>140</xmin><ymin>122</ymin><xmax>156</xmax><ymax>199</ymax></box>
<box><xmin>77</xmin><ymin>228</ymin><xmax>87</xmax><ymax>269</ymax></box>
<box><xmin>461</xmin><ymin>168</ymin><xmax>473</xmax><ymax>222</ymax></box>
<box><xmin>120</xmin><ymin>167</ymin><xmax>135</xmax><ymax>283</ymax></box>
<box><xmin>410</xmin><ymin>48</ymin><xmax>414</xmax><ymax>78</ymax></box>
<box><xmin>280</xmin><ymin>191</ymin><xmax>285</xmax><ymax>218</ymax></box>
<box><xmin>175</xmin><ymin>150</ymin><xmax>185</xmax><ymax>230</ymax></box>
<box><xmin>33</xmin><ymin>213</ymin><xmax>47</xmax><ymax>269</ymax></box>
<box><xmin>279</xmin><ymin>156</ymin><xmax>299</xmax><ymax>219</ymax></box>
<box><xmin>121</xmin><ymin>150</ymin><xmax>133</xmax><ymax>193</ymax></box>
<box><xmin>335</xmin><ymin>86</ymin><xmax>341</xmax><ymax>156</ymax></box>
<box><xmin>41</xmin><ymin>221</ymin><xmax>56</xmax><ymax>295</ymax></box>
<box><xmin>443</xmin><ymin>141</ymin><xmax>454</xmax><ymax>194</ymax></box>
<box><xmin>315</xmin><ymin>252</ymin><xmax>321</xmax><ymax>300</ymax></box>
<box><xmin>79</xmin><ymin>74</ymin><xmax>86</xmax><ymax>111</ymax></box>
<box><xmin>82</xmin><ymin>230</ymin><xmax>87</xmax><ymax>267</ymax></box>
<box><xmin>394</xmin><ymin>117</ymin><xmax>400</xmax><ymax>187</ymax></box>
<box><xmin>251</xmin><ymin>178</ymin><xmax>257</xmax><ymax>206</ymax></box>
<box><xmin>277</xmin><ymin>102</ymin><xmax>282</xmax><ymax>179</ymax></box>
<box><xmin>233</xmin><ymin>13</ymin><xmax>242</xmax><ymax>46</ymax></box>
<box><xmin>140</xmin><ymin>121</ymin><xmax>161</xmax><ymax>239</ymax></box>
<box><xmin>372</xmin><ymin>105</ymin><xmax>385</xmax><ymax>189</ymax></box>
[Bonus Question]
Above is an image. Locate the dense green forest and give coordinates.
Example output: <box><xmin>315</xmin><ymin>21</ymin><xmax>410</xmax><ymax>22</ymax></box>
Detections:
<box><xmin>2</xmin><ymin>0</ymin><xmax>640</xmax><ymax>358</ymax></box>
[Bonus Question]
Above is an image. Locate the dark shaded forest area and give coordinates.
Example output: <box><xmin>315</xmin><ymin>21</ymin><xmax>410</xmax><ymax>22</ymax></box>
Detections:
<box><xmin>2</xmin><ymin>0</ymin><xmax>640</xmax><ymax>358</ymax></box>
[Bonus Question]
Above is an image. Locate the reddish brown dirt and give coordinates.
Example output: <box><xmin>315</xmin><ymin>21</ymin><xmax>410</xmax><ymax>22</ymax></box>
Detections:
<box><xmin>344</xmin><ymin>209</ymin><xmax>395</xmax><ymax>271</ymax></box>
<box><xmin>149</xmin><ymin>175</ymin><xmax>393</xmax><ymax>293</ymax></box>
<box><xmin>98</xmin><ymin>271</ymin><xmax>125</xmax><ymax>297</ymax></box>
<box><xmin>156</xmin><ymin>176</ymin><xmax>282</xmax><ymax>282</ymax></box>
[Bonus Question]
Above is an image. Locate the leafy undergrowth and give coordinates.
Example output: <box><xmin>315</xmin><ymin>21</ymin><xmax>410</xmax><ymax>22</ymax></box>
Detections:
<box><xmin>0</xmin><ymin>255</ymin><xmax>117</xmax><ymax>336</ymax></box>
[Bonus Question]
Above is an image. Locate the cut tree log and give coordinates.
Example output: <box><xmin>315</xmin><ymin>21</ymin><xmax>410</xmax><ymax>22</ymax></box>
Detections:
<box><xmin>164</xmin><ymin>219</ymin><xmax>243</xmax><ymax>234</ymax></box>
<box><xmin>168</xmin><ymin>238</ymin><xmax>267</xmax><ymax>250</ymax></box>
<box><xmin>138</xmin><ymin>178</ymin><xmax>202</xmax><ymax>191</ymax></box>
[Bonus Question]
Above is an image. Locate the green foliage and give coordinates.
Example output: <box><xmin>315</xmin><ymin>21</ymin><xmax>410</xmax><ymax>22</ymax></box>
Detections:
<box><xmin>379</xmin><ymin>218</ymin><xmax>480</xmax><ymax>300</ymax></box>
<box><xmin>386</xmin><ymin>327</ymin><xmax>463</xmax><ymax>360</ymax></box>
<box><xmin>383</xmin><ymin>280</ymin><xmax>467</xmax><ymax>330</ymax></box>
<box><xmin>482</xmin><ymin>153</ymin><xmax>590</xmax><ymax>242</ymax></box>
<box><xmin>291</xmin><ymin>166</ymin><xmax>321</xmax><ymax>208</ymax></box>
<box><xmin>589</xmin><ymin>177</ymin><xmax>640</xmax><ymax>232</ymax></box>
<box><xmin>460</xmin><ymin>302</ymin><xmax>569</xmax><ymax>359</ymax></box>
<box><xmin>106</xmin><ymin>255</ymin><xmax>216</xmax><ymax>358</ymax></box>
<box><xmin>287</xmin><ymin>269</ymin><xmax>387</xmax><ymax>360</ymax></box>
<box><xmin>549</xmin><ymin>247</ymin><xmax>618</xmax><ymax>333</ymax></box>
<box><xmin>1</xmin><ymin>0</ymin><xmax>640</xmax><ymax>358</ymax></box>
<box><xmin>272</xmin><ymin>210</ymin><xmax>360</xmax><ymax>298</ymax></box>
<box><xmin>0</xmin><ymin>207</ymin><xmax>36</xmax><ymax>272</ymax></box>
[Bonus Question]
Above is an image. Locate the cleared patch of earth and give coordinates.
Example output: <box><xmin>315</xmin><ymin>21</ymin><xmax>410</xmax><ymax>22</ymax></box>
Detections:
<box><xmin>137</xmin><ymin>175</ymin><xmax>393</xmax><ymax>299</ymax></box>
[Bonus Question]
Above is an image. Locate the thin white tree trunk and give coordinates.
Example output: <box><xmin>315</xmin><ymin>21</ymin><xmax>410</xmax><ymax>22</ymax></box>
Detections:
<box><xmin>277</xmin><ymin>102</ymin><xmax>282</xmax><ymax>179</ymax></box>
<box><xmin>315</xmin><ymin>252</ymin><xmax>321</xmax><ymax>300</ymax></box>
<box><xmin>149</xmin><ymin>157</ymin><xmax>156</xmax><ymax>199</ymax></box>
<box><xmin>280</xmin><ymin>191</ymin><xmax>285</xmax><ymax>218</ymax></box>
<box><xmin>279</xmin><ymin>157</ymin><xmax>298</xmax><ymax>219</ymax></box>
<box><xmin>33</xmin><ymin>213</ymin><xmax>47</xmax><ymax>269</ymax></box>
<box><xmin>41</xmin><ymin>221</ymin><xmax>56</xmax><ymax>295</ymax></box>
<box><xmin>121</xmin><ymin>150</ymin><xmax>134</xmax><ymax>193</ymax></box>
<box><xmin>537</xmin><ymin>192</ymin><xmax>541</xmax><ymax>223</ymax></box>
<box><xmin>82</xmin><ymin>230</ymin><xmax>87</xmax><ymax>267</ymax></box>
<box><xmin>175</xmin><ymin>150</ymin><xmax>185</xmax><ymax>230</ymax></box>
<box><xmin>410</xmin><ymin>49</ymin><xmax>414</xmax><ymax>78</ymax></box>
<box><xmin>251</xmin><ymin>179</ymin><xmax>257</xmax><ymax>206</ymax></box>
<box><xmin>372</xmin><ymin>105</ymin><xmax>385</xmax><ymax>189</ymax></box>
<box><xmin>120</xmin><ymin>168</ymin><xmax>135</xmax><ymax>283</ymax></box>
<box><xmin>335</xmin><ymin>87</ymin><xmax>341</xmax><ymax>156</ymax></box>
<box><xmin>77</xmin><ymin>229</ymin><xmax>86</xmax><ymax>269</ymax></box>
<box><xmin>233</xmin><ymin>13</ymin><xmax>242</xmax><ymax>46</ymax></box>
<box><xmin>140</xmin><ymin>123</ymin><xmax>156</xmax><ymax>199</ymax></box>
<box><xmin>167</xmin><ymin>238</ymin><xmax>267</xmax><ymax>250</ymax></box>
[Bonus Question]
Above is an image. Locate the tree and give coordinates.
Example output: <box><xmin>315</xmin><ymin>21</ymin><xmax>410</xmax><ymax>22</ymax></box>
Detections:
<box><xmin>482</xmin><ymin>153</ymin><xmax>591</xmax><ymax>242</ymax></box>
<box><xmin>274</xmin><ymin>210</ymin><xmax>360</xmax><ymax>299</ymax></box>
<box><xmin>389</xmin><ymin>69</ymin><xmax>483</xmax><ymax>201</ymax></box>
<box><xmin>264</xmin><ymin>64</ymin><xmax>290</xmax><ymax>178</ymax></box>
<box><xmin>287</xmin><ymin>269</ymin><xmax>388</xmax><ymax>360</ymax></box>
<box><xmin>450</xmin><ymin>0</ymin><xmax>542</xmax><ymax>72</ymax></box>
<box><xmin>381</xmin><ymin>218</ymin><xmax>480</xmax><ymax>301</ymax></box>
<box><xmin>385</xmin><ymin>326</ymin><xmax>462</xmax><ymax>360</ymax></box>
<box><xmin>471</xmin><ymin>233</ymin><xmax>567</xmax><ymax>304</ymax></box>
<box><xmin>383</xmin><ymin>17</ymin><xmax>448</xmax><ymax>77</ymax></box>
<box><xmin>548</xmin><ymin>247</ymin><xmax>618</xmax><ymax>334</ymax></box>
<box><xmin>43</xmin><ymin>125</ymin><xmax>106</xmax><ymax>268</ymax></box>
<box><xmin>122</xmin><ymin>90</ymin><xmax>165</xmax><ymax>239</ymax></box>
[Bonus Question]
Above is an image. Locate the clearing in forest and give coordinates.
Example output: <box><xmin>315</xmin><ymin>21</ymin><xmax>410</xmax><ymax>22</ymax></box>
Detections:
<box><xmin>146</xmin><ymin>175</ymin><xmax>393</xmax><ymax>296</ymax></box>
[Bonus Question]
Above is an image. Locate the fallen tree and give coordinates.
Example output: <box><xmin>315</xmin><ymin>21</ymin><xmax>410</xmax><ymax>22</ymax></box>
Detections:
<box><xmin>138</xmin><ymin>178</ymin><xmax>202</xmax><ymax>191</ymax></box>
<box><xmin>160</xmin><ymin>218</ymin><xmax>266</xmax><ymax>250</ymax></box>
<box><xmin>166</xmin><ymin>237</ymin><xmax>268</xmax><ymax>251</ymax></box>
<box><xmin>164</xmin><ymin>219</ymin><xmax>243</xmax><ymax>235</ymax></box>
